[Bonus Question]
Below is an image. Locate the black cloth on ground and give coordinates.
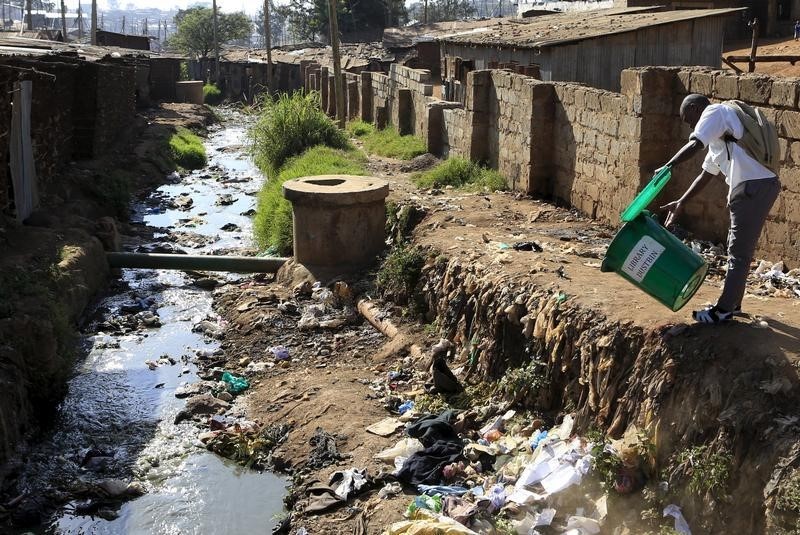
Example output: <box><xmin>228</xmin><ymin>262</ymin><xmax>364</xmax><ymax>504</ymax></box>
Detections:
<box><xmin>396</xmin><ymin>440</ymin><xmax>464</xmax><ymax>485</ymax></box>
<box><xmin>406</xmin><ymin>409</ymin><xmax>459</xmax><ymax>446</ymax></box>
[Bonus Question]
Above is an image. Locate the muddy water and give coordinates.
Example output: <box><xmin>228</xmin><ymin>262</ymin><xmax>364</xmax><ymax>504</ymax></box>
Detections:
<box><xmin>15</xmin><ymin>113</ymin><xmax>286</xmax><ymax>534</ymax></box>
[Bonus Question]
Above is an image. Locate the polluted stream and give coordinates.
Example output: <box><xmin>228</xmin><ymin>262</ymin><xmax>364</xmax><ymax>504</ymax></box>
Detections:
<box><xmin>12</xmin><ymin>112</ymin><xmax>287</xmax><ymax>534</ymax></box>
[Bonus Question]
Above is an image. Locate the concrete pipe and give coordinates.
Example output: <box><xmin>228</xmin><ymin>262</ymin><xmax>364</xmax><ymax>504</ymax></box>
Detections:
<box><xmin>107</xmin><ymin>252</ymin><xmax>288</xmax><ymax>273</ymax></box>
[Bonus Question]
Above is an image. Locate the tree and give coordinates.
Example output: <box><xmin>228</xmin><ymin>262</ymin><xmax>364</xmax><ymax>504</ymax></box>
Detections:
<box><xmin>284</xmin><ymin>0</ymin><xmax>406</xmax><ymax>43</ymax></box>
<box><xmin>170</xmin><ymin>7</ymin><xmax>251</xmax><ymax>58</ymax></box>
<box><xmin>256</xmin><ymin>1</ymin><xmax>290</xmax><ymax>47</ymax></box>
<box><xmin>407</xmin><ymin>0</ymin><xmax>474</xmax><ymax>23</ymax></box>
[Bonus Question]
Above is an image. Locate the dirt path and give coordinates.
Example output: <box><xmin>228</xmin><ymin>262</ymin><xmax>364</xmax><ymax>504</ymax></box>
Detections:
<box><xmin>212</xmin><ymin>149</ymin><xmax>800</xmax><ymax>534</ymax></box>
<box><xmin>724</xmin><ymin>37</ymin><xmax>800</xmax><ymax>77</ymax></box>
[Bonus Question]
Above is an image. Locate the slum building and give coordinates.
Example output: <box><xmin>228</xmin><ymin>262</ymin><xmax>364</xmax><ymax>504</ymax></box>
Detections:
<box><xmin>438</xmin><ymin>7</ymin><xmax>742</xmax><ymax>95</ymax></box>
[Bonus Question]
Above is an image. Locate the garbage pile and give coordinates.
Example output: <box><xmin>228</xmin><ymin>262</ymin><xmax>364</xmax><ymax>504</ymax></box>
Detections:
<box><xmin>688</xmin><ymin>240</ymin><xmax>800</xmax><ymax>299</ymax></box>
<box><xmin>293</xmin><ymin>341</ymin><xmax>693</xmax><ymax>535</ymax></box>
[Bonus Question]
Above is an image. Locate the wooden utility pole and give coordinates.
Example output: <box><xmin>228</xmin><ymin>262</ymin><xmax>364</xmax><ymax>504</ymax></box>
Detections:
<box><xmin>60</xmin><ymin>0</ymin><xmax>67</xmax><ymax>41</ymax></box>
<box><xmin>263</xmin><ymin>0</ymin><xmax>272</xmax><ymax>90</ymax></box>
<box><xmin>423</xmin><ymin>0</ymin><xmax>428</xmax><ymax>23</ymax></box>
<box><xmin>748</xmin><ymin>17</ymin><xmax>760</xmax><ymax>73</ymax></box>
<box><xmin>77</xmin><ymin>3</ymin><xmax>83</xmax><ymax>40</ymax></box>
<box><xmin>212</xmin><ymin>0</ymin><xmax>220</xmax><ymax>84</ymax></box>
<box><xmin>122</xmin><ymin>15</ymin><xmax>125</xmax><ymax>33</ymax></box>
<box><xmin>91</xmin><ymin>0</ymin><xmax>97</xmax><ymax>44</ymax></box>
<box><xmin>328</xmin><ymin>0</ymin><xmax>345</xmax><ymax>128</ymax></box>
<box><xmin>25</xmin><ymin>0</ymin><xmax>32</xmax><ymax>30</ymax></box>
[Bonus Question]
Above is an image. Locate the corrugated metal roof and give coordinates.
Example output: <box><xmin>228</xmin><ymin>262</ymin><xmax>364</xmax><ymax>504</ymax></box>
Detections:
<box><xmin>439</xmin><ymin>7</ymin><xmax>745</xmax><ymax>49</ymax></box>
<box><xmin>383</xmin><ymin>5</ymin><xmax>661</xmax><ymax>48</ymax></box>
<box><xmin>221</xmin><ymin>43</ymin><xmax>397</xmax><ymax>70</ymax></box>
<box><xmin>0</xmin><ymin>34</ymin><xmax>185</xmax><ymax>60</ymax></box>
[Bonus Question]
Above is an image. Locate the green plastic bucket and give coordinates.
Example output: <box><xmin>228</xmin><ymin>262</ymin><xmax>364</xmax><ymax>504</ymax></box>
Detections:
<box><xmin>620</xmin><ymin>166</ymin><xmax>672</xmax><ymax>222</ymax></box>
<box><xmin>601</xmin><ymin>212</ymin><xmax>708</xmax><ymax>311</ymax></box>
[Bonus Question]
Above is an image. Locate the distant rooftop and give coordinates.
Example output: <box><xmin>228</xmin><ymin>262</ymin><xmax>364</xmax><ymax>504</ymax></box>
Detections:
<box><xmin>221</xmin><ymin>42</ymin><xmax>399</xmax><ymax>70</ymax></box>
<box><xmin>382</xmin><ymin>5</ymin><xmax>662</xmax><ymax>48</ymax></box>
<box><xmin>436</xmin><ymin>7</ymin><xmax>744</xmax><ymax>49</ymax></box>
<box><xmin>0</xmin><ymin>33</ymin><xmax>183</xmax><ymax>60</ymax></box>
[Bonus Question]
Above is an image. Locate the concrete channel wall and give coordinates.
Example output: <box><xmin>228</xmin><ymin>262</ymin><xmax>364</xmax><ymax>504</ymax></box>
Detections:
<box><xmin>305</xmin><ymin>62</ymin><xmax>800</xmax><ymax>265</ymax></box>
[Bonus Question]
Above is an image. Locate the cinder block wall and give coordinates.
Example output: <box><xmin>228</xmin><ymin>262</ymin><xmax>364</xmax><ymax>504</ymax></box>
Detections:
<box><xmin>644</xmin><ymin>67</ymin><xmax>800</xmax><ymax>264</ymax></box>
<box><xmin>301</xmin><ymin>62</ymin><xmax>800</xmax><ymax>265</ymax></box>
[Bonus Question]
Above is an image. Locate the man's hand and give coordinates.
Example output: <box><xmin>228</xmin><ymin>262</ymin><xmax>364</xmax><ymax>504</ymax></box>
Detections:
<box><xmin>661</xmin><ymin>200</ymin><xmax>683</xmax><ymax>227</ymax></box>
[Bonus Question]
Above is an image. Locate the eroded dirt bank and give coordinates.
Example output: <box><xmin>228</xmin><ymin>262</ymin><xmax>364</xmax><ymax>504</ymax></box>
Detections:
<box><xmin>210</xmin><ymin>154</ymin><xmax>800</xmax><ymax>534</ymax></box>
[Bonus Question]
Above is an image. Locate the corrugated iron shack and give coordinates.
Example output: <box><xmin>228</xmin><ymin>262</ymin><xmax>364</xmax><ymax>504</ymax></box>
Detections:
<box><xmin>439</xmin><ymin>7</ymin><xmax>743</xmax><ymax>91</ymax></box>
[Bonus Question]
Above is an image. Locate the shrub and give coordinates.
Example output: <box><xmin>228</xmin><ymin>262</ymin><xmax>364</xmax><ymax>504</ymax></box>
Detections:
<box><xmin>250</xmin><ymin>91</ymin><xmax>350</xmax><ymax>173</ymax></box>
<box><xmin>253</xmin><ymin>146</ymin><xmax>366</xmax><ymax>255</ymax></box>
<box><xmin>376</xmin><ymin>244</ymin><xmax>426</xmax><ymax>304</ymax></box>
<box><xmin>169</xmin><ymin>126</ymin><xmax>207</xmax><ymax>170</ymax></box>
<box><xmin>362</xmin><ymin>126</ymin><xmax>426</xmax><ymax>160</ymax></box>
<box><xmin>203</xmin><ymin>83</ymin><xmax>223</xmax><ymax>105</ymax></box>
<box><xmin>414</xmin><ymin>157</ymin><xmax>507</xmax><ymax>192</ymax></box>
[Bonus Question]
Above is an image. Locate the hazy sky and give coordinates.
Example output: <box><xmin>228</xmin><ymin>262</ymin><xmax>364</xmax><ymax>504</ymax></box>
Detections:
<box><xmin>99</xmin><ymin>1</ymin><xmax>261</xmax><ymax>15</ymax></box>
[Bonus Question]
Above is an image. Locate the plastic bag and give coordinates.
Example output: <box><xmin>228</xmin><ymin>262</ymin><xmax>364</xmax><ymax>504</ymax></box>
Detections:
<box><xmin>405</xmin><ymin>494</ymin><xmax>442</xmax><ymax>517</ymax></box>
<box><xmin>375</xmin><ymin>438</ymin><xmax>424</xmax><ymax>463</ymax></box>
<box><xmin>269</xmin><ymin>346</ymin><xmax>290</xmax><ymax>360</ymax></box>
<box><xmin>221</xmin><ymin>372</ymin><xmax>249</xmax><ymax>394</ymax></box>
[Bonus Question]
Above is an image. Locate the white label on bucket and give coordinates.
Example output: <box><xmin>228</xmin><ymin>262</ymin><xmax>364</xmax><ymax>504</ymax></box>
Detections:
<box><xmin>621</xmin><ymin>236</ymin><xmax>665</xmax><ymax>283</ymax></box>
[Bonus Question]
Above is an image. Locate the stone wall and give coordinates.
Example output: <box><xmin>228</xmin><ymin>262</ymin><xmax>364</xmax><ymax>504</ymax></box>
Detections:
<box><xmin>551</xmin><ymin>82</ymin><xmax>641</xmax><ymax>221</ymax></box>
<box><xmin>0</xmin><ymin>55</ymin><xmax>139</xmax><ymax>219</ymax></box>
<box><xmin>301</xmin><ymin>62</ymin><xmax>800</xmax><ymax>264</ymax></box>
<box><xmin>655</xmin><ymin>68</ymin><xmax>800</xmax><ymax>262</ymax></box>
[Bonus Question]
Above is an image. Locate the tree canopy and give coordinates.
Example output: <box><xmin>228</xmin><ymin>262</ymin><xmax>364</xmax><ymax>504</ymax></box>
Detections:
<box><xmin>255</xmin><ymin>1</ymin><xmax>292</xmax><ymax>47</ymax></box>
<box><xmin>283</xmin><ymin>0</ymin><xmax>407</xmax><ymax>43</ymax></box>
<box><xmin>170</xmin><ymin>7</ymin><xmax>252</xmax><ymax>58</ymax></box>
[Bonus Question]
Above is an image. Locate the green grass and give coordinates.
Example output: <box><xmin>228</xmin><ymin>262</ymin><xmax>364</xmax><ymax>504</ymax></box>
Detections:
<box><xmin>203</xmin><ymin>83</ymin><xmax>223</xmax><ymax>105</ymax></box>
<box><xmin>360</xmin><ymin>126</ymin><xmax>427</xmax><ymax>160</ymax></box>
<box><xmin>250</xmin><ymin>91</ymin><xmax>350</xmax><ymax>173</ymax></box>
<box><xmin>414</xmin><ymin>157</ymin><xmax>507</xmax><ymax>192</ymax></box>
<box><xmin>253</xmin><ymin>146</ymin><xmax>367</xmax><ymax>255</ymax></box>
<box><xmin>347</xmin><ymin>119</ymin><xmax>375</xmax><ymax>138</ymax></box>
<box><xmin>169</xmin><ymin>127</ymin><xmax>207</xmax><ymax>170</ymax></box>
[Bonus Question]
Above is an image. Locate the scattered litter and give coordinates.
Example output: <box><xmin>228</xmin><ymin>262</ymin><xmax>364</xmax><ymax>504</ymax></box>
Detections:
<box><xmin>221</xmin><ymin>372</ymin><xmax>249</xmax><ymax>394</ymax></box>
<box><xmin>269</xmin><ymin>345</ymin><xmax>290</xmax><ymax>360</ymax></box>
<box><xmin>308</xmin><ymin>427</ymin><xmax>342</xmax><ymax>469</ymax></box>
<box><xmin>663</xmin><ymin>504</ymin><xmax>692</xmax><ymax>535</ymax></box>
<box><xmin>375</xmin><ymin>438</ymin><xmax>425</xmax><ymax>462</ymax></box>
<box><xmin>418</xmin><ymin>485</ymin><xmax>469</xmax><ymax>497</ymax></box>
<box><xmin>398</xmin><ymin>400</ymin><xmax>415</xmax><ymax>414</ymax></box>
<box><xmin>330</xmin><ymin>468</ymin><xmax>368</xmax><ymax>500</ymax></box>
<box><xmin>406</xmin><ymin>494</ymin><xmax>443</xmax><ymax>517</ymax></box>
<box><xmin>513</xmin><ymin>241</ymin><xmax>543</xmax><ymax>252</ymax></box>
<box><xmin>366</xmin><ymin>417</ymin><xmax>405</xmax><ymax>437</ymax></box>
<box><xmin>564</xmin><ymin>515</ymin><xmax>601</xmax><ymax>534</ymax></box>
<box><xmin>379</xmin><ymin>482</ymin><xmax>403</xmax><ymax>499</ymax></box>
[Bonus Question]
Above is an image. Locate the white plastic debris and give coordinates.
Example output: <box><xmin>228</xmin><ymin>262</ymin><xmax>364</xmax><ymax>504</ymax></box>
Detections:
<box><xmin>374</xmin><ymin>438</ymin><xmax>424</xmax><ymax>463</ymax></box>
<box><xmin>541</xmin><ymin>463</ymin><xmax>582</xmax><ymax>494</ymax></box>
<box><xmin>663</xmin><ymin>504</ymin><xmax>692</xmax><ymax>535</ymax></box>
<box><xmin>563</xmin><ymin>516</ymin><xmax>601</xmax><ymax>534</ymax></box>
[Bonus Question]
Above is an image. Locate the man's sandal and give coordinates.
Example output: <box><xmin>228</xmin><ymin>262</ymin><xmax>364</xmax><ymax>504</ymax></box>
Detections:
<box><xmin>692</xmin><ymin>305</ymin><xmax>734</xmax><ymax>324</ymax></box>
